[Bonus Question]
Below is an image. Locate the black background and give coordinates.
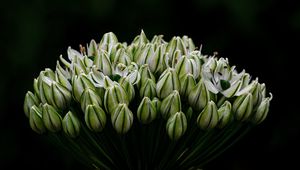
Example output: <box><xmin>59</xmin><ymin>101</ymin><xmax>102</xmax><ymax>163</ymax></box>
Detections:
<box><xmin>0</xmin><ymin>0</ymin><xmax>299</xmax><ymax>169</ymax></box>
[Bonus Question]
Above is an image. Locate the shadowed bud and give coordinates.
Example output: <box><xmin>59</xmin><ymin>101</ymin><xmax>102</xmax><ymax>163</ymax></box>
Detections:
<box><xmin>72</xmin><ymin>73</ymin><xmax>95</xmax><ymax>102</ymax></box>
<box><xmin>113</xmin><ymin>48</ymin><xmax>132</xmax><ymax>66</ymax></box>
<box><xmin>252</xmin><ymin>94</ymin><xmax>272</xmax><ymax>124</ymax></box>
<box><xmin>136</xmin><ymin>44</ymin><xmax>155</xmax><ymax>65</ymax></box>
<box><xmin>217</xmin><ymin>101</ymin><xmax>232</xmax><ymax>128</ymax></box>
<box><xmin>42</xmin><ymin>104</ymin><xmax>62</xmax><ymax>132</ymax></box>
<box><xmin>179</xmin><ymin>73</ymin><xmax>196</xmax><ymax>98</ymax></box>
<box><xmin>147</xmin><ymin>44</ymin><xmax>166</xmax><ymax>74</ymax></box>
<box><xmin>137</xmin><ymin>97</ymin><xmax>157</xmax><ymax>124</ymax></box>
<box><xmin>119</xmin><ymin>78</ymin><xmax>135</xmax><ymax>102</ymax></box>
<box><xmin>94</xmin><ymin>50</ymin><xmax>113</xmax><ymax>76</ymax></box>
<box><xmin>197</xmin><ymin>101</ymin><xmax>219</xmax><ymax>130</ymax></box>
<box><xmin>160</xmin><ymin>90</ymin><xmax>181</xmax><ymax>119</ymax></box>
<box><xmin>166</xmin><ymin>111</ymin><xmax>187</xmax><ymax>140</ymax></box>
<box><xmin>156</xmin><ymin>68</ymin><xmax>180</xmax><ymax>99</ymax></box>
<box><xmin>80</xmin><ymin>88</ymin><xmax>103</xmax><ymax>112</ymax></box>
<box><xmin>87</xmin><ymin>39</ymin><xmax>98</xmax><ymax>57</ymax></box>
<box><xmin>152</xmin><ymin>97</ymin><xmax>161</xmax><ymax>114</ymax></box>
<box><xmin>166</xmin><ymin>37</ymin><xmax>187</xmax><ymax>66</ymax></box>
<box><xmin>233</xmin><ymin>93</ymin><xmax>253</xmax><ymax>122</ymax></box>
<box><xmin>62</xmin><ymin>111</ymin><xmax>81</xmax><ymax>138</ymax></box>
<box><xmin>104</xmin><ymin>84</ymin><xmax>129</xmax><ymax>114</ymax></box>
<box><xmin>85</xmin><ymin>105</ymin><xmax>107</xmax><ymax>132</ymax></box>
<box><xmin>24</xmin><ymin>91</ymin><xmax>40</xmax><ymax>117</ymax></box>
<box><xmin>188</xmin><ymin>80</ymin><xmax>210</xmax><ymax>111</ymax></box>
<box><xmin>29</xmin><ymin>105</ymin><xmax>46</xmax><ymax>134</ymax></box>
<box><xmin>111</xmin><ymin>104</ymin><xmax>133</xmax><ymax>134</ymax></box>
<box><xmin>139</xmin><ymin>78</ymin><xmax>157</xmax><ymax>99</ymax></box>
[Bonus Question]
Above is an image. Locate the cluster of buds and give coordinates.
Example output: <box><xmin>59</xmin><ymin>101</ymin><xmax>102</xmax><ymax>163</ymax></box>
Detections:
<box><xmin>24</xmin><ymin>31</ymin><xmax>272</xmax><ymax>141</ymax></box>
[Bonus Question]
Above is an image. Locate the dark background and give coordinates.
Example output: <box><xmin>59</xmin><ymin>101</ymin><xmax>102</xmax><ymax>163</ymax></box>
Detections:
<box><xmin>0</xmin><ymin>0</ymin><xmax>299</xmax><ymax>169</ymax></box>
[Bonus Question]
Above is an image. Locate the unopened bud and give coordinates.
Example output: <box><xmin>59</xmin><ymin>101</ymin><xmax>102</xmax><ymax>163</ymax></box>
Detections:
<box><xmin>62</xmin><ymin>111</ymin><xmax>81</xmax><ymax>138</ymax></box>
<box><xmin>137</xmin><ymin>97</ymin><xmax>157</xmax><ymax>124</ymax></box>
<box><xmin>85</xmin><ymin>105</ymin><xmax>107</xmax><ymax>132</ymax></box>
<box><xmin>197</xmin><ymin>101</ymin><xmax>219</xmax><ymax>130</ymax></box>
<box><xmin>111</xmin><ymin>104</ymin><xmax>133</xmax><ymax>134</ymax></box>
<box><xmin>166</xmin><ymin>111</ymin><xmax>187</xmax><ymax>140</ymax></box>
<box><xmin>42</xmin><ymin>104</ymin><xmax>62</xmax><ymax>132</ymax></box>
<box><xmin>160</xmin><ymin>90</ymin><xmax>181</xmax><ymax>119</ymax></box>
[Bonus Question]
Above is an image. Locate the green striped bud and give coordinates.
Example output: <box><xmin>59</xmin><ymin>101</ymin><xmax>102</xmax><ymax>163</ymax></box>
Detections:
<box><xmin>139</xmin><ymin>78</ymin><xmax>156</xmax><ymax>99</ymax></box>
<box><xmin>87</xmin><ymin>39</ymin><xmax>98</xmax><ymax>57</ymax></box>
<box><xmin>85</xmin><ymin>105</ymin><xmax>107</xmax><ymax>132</ymax></box>
<box><xmin>113</xmin><ymin>48</ymin><xmax>132</xmax><ymax>66</ymax></box>
<box><xmin>179</xmin><ymin>73</ymin><xmax>196</xmax><ymax>98</ymax></box>
<box><xmin>175</xmin><ymin>56</ymin><xmax>199</xmax><ymax>79</ymax></box>
<box><xmin>197</xmin><ymin>101</ymin><xmax>219</xmax><ymax>130</ymax></box>
<box><xmin>99</xmin><ymin>32</ymin><xmax>118</xmax><ymax>53</ymax></box>
<box><xmin>42</xmin><ymin>103</ymin><xmax>62</xmax><ymax>132</ymax></box>
<box><xmin>137</xmin><ymin>97</ymin><xmax>157</xmax><ymax>124</ymax></box>
<box><xmin>29</xmin><ymin>105</ymin><xmax>46</xmax><ymax>134</ymax></box>
<box><xmin>166</xmin><ymin>111</ymin><xmax>187</xmax><ymax>141</ymax></box>
<box><xmin>62</xmin><ymin>111</ymin><xmax>81</xmax><ymax>138</ymax></box>
<box><xmin>160</xmin><ymin>90</ymin><xmax>181</xmax><ymax>119</ymax></box>
<box><xmin>166</xmin><ymin>37</ymin><xmax>187</xmax><ymax>66</ymax></box>
<box><xmin>138</xmin><ymin>64</ymin><xmax>155</xmax><ymax>88</ymax></box>
<box><xmin>24</xmin><ymin>91</ymin><xmax>40</xmax><ymax>117</ymax></box>
<box><xmin>151</xmin><ymin>97</ymin><xmax>161</xmax><ymax>114</ymax></box>
<box><xmin>156</xmin><ymin>68</ymin><xmax>181</xmax><ymax>99</ymax></box>
<box><xmin>182</xmin><ymin>35</ymin><xmax>195</xmax><ymax>52</ymax></box>
<box><xmin>217</xmin><ymin>101</ymin><xmax>232</xmax><ymax>128</ymax></box>
<box><xmin>80</xmin><ymin>88</ymin><xmax>103</xmax><ymax>112</ymax></box>
<box><xmin>119</xmin><ymin>78</ymin><xmax>135</xmax><ymax>102</ymax></box>
<box><xmin>252</xmin><ymin>94</ymin><xmax>272</xmax><ymax>124</ymax></box>
<box><xmin>104</xmin><ymin>84</ymin><xmax>129</xmax><ymax>114</ymax></box>
<box><xmin>147</xmin><ymin>44</ymin><xmax>166</xmax><ymax>74</ymax></box>
<box><xmin>233</xmin><ymin>93</ymin><xmax>253</xmax><ymax>122</ymax></box>
<box><xmin>188</xmin><ymin>80</ymin><xmax>210</xmax><ymax>111</ymax></box>
<box><xmin>111</xmin><ymin>104</ymin><xmax>133</xmax><ymax>134</ymax></box>
<box><xmin>55</xmin><ymin>67</ymin><xmax>72</xmax><ymax>91</ymax></box>
<box><xmin>94</xmin><ymin>50</ymin><xmax>113</xmax><ymax>76</ymax></box>
<box><xmin>136</xmin><ymin>44</ymin><xmax>155</xmax><ymax>66</ymax></box>
<box><xmin>51</xmin><ymin>82</ymin><xmax>72</xmax><ymax>110</ymax></box>
<box><xmin>72</xmin><ymin>73</ymin><xmax>95</xmax><ymax>102</ymax></box>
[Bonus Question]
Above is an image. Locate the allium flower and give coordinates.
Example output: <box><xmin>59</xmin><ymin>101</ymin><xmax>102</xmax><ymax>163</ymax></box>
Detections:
<box><xmin>23</xmin><ymin>31</ymin><xmax>272</xmax><ymax>169</ymax></box>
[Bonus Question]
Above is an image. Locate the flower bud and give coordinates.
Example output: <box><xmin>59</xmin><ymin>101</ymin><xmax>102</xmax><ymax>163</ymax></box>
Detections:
<box><xmin>138</xmin><ymin>64</ymin><xmax>155</xmax><ymax>88</ymax></box>
<box><xmin>137</xmin><ymin>97</ymin><xmax>157</xmax><ymax>124</ymax></box>
<box><xmin>40</xmin><ymin>75</ymin><xmax>54</xmax><ymax>104</ymax></box>
<box><xmin>104</xmin><ymin>84</ymin><xmax>129</xmax><ymax>114</ymax></box>
<box><xmin>55</xmin><ymin>68</ymin><xmax>72</xmax><ymax>91</ymax></box>
<box><xmin>62</xmin><ymin>111</ymin><xmax>81</xmax><ymax>138</ymax></box>
<box><xmin>175</xmin><ymin>56</ymin><xmax>199</xmax><ymax>79</ymax></box>
<box><xmin>139</xmin><ymin>78</ymin><xmax>157</xmax><ymax>99</ymax></box>
<box><xmin>179</xmin><ymin>73</ymin><xmax>196</xmax><ymax>98</ymax></box>
<box><xmin>113</xmin><ymin>48</ymin><xmax>132</xmax><ymax>66</ymax></box>
<box><xmin>87</xmin><ymin>39</ymin><xmax>98</xmax><ymax>57</ymax></box>
<box><xmin>111</xmin><ymin>103</ymin><xmax>133</xmax><ymax>134</ymax></box>
<box><xmin>132</xmin><ymin>30</ymin><xmax>148</xmax><ymax>47</ymax></box>
<box><xmin>166</xmin><ymin>111</ymin><xmax>187</xmax><ymax>140</ymax></box>
<box><xmin>42</xmin><ymin>103</ymin><xmax>62</xmax><ymax>132</ymax></box>
<box><xmin>99</xmin><ymin>32</ymin><xmax>118</xmax><ymax>53</ymax></box>
<box><xmin>85</xmin><ymin>105</ymin><xmax>107</xmax><ymax>132</ymax></box>
<box><xmin>233</xmin><ymin>93</ymin><xmax>253</xmax><ymax>122</ymax></box>
<box><xmin>160</xmin><ymin>90</ymin><xmax>181</xmax><ymax>119</ymax></box>
<box><xmin>135</xmin><ymin>44</ymin><xmax>155</xmax><ymax>65</ymax></box>
<box><xmin>197</xmin><ymin>101</ymin><xmax>219</xmax><ymax>130</ymax></box>
<box><xmin>252</xmin><ymin>94</ymin><xmax>272</xmax><ymax>124</ymax></box>
<box><xmin>80</xmin><ymin>88</ymin><xmax>103</xmax><ymax>112</ymax></box>
<box><xmin>125</xmin><ymin>69</ymin><xmax>141</xmax><ymax>85</ymax></box>
<box><xmin>24</xmin><ymin>91</ymin><xmax>40</xmax><ymax>117</ymax></box>
<box><xmin>72</xmin><ymin>73</ymin><xmax>95</xmax><ymax>102</ymax></box>
<box><xmin>217</xmin><ymin>101</ymin><xmax>232</xmax><ymax>128</ymax></box>
<box><xmin>188</xmin><ymin>80</ymin><xmax>210</xmax><ymax>111</ymax></box>
<box><xmin>119</xmin><ymin>78</ymin><xmax>135</xmax><ymax>102</ymax></box>
<box><xmin>156</xmin><ymin>68</ymin><xmax>181</xmax><ymax>99</ymax></box>
<box><xmin>166</xmin><ymin>37</ymin><xmax>187</xmax><ymax>66</ymax></box>
<box><xmin>151</xmin><ymin>97</ymin><xmax>161</xmax><ymax>114</ymax></box>
<box><xmin>29</xmin><ymin>105</ymin><xmax>46</xmax><ymax>134</ymax></box>
<box><xmin>51</xmin><ymin>82</ymin><xmax>72</xmax><ymax>110</ymax></box>
<box><xmin>182</xmin><ymin>35</ymin><xmax>195</xmax><ymax>52</ymax></box>
<box><xmin>94</xmin><ymin>50</ymin><xmax>113</xmax><ymax>76</ymax></box>
<box><xmin>146</xmin><ymin>44</ymin><xmax>165</xmax><ymax>74</ymax></box>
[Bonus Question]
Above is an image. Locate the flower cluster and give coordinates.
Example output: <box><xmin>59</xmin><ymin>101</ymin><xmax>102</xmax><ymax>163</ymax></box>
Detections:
<box><xmin>23</xmin><ymin>31</ymin><xmax>272</xmax><ymax>169</ymax></box>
